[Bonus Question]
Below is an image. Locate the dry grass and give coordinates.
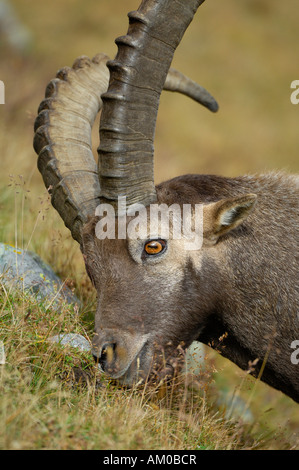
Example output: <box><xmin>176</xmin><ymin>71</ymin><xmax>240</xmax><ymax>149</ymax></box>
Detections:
<box><xmin>1</xmin><ymin>284</ymin><xmax>298</xmax><ymax>450</ymax></box>
<box><xmin>0</xmin><ymin>288</ymin><xmax>255</xmax><ymax>450</ymax></box>
<box><xmin>0</xmin><ymin>0</ymin><xmax>298</xmax><ymax>450</ymax></box>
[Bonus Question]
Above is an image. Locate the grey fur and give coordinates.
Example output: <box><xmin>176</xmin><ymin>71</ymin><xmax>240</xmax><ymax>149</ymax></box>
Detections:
<box><xmin>84</xmin><ymin>173</ymin><xmax>299</xmax><ymax>402</ymax></box>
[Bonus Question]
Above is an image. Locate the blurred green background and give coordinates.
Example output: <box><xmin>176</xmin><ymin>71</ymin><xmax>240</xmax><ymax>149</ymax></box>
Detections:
<box><xmin>1</xmin><ymin>0</ymin><xmax>298</xmax><ymax>185</ymax></box>
<box><xmin>0</xmin><ymin>0</ymin><xmax>298</xmax><ymax>448</ymax></box>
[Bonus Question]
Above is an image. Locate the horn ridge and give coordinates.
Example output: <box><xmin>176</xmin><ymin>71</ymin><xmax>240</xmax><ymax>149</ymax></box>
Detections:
<box><xmin>98</xmin><ymin>0</ymin><xmax>204</xmax><ymax>210</ymax></box>
<box><xmin>33</xmin><ymin>53</ymin><xmax>110</xmax><ymax>244</ymax></box>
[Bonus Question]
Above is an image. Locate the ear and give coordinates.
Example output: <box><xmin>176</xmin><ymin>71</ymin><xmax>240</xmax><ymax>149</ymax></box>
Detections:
<box><xmin>203</xmin><ymin>193</ymin><xmax>257</xmax><ymax>244</ymax></box>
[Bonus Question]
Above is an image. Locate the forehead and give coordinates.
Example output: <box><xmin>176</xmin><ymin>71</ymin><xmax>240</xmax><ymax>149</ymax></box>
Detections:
<box><xmin>83</xmin><ymin>206</ymin><xmax>203</xmax><ymax>258</ymax></box>
<box><xmin>82</xmin><ymin>216</ymin><xmax>203</xmax><ymax>296</ymax></box>
<box><xmin>88</xmin><ymin>201</ymin><xmax>201</xmax><ymax>241</ymax></box>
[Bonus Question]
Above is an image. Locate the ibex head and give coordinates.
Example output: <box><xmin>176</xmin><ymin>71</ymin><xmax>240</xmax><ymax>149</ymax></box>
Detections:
<box><xmin>34</xmin><ymin>0</ymin><xmax>299</xmax><ymax>401</ymax></box>
<box><xmin>34</xmin><ymin>0</ymin><xmax>219</xmax><ymax>382</ymax></box>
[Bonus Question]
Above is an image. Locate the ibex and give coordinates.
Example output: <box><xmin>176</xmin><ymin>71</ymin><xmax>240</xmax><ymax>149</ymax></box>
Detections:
<box><xmin>34</xmin><ymin>0</ymin><xmax>299</xmax><ymax>403</ymax></box>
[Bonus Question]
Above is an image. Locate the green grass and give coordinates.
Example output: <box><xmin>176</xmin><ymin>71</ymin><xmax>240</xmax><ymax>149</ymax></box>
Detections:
<box><xmin>1</xmin><ymin>279</ymin><xmax>298</xmax><ymax>450</ymax></box>
<box><xmin>0</xmin><ymin>0</ymin><xmax>298</xmax><ymax>450</ymax></box>
<box><xmin>0</xmin><ymin>288</ymin><xmax>250</xmax><ymax>450</ymax></box>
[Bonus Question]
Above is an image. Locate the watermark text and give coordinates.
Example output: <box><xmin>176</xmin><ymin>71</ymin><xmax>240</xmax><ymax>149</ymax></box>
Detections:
<box><xmin>0</xmin><ymin>80</ymin><xmax>4</xmax><ymax>104</ymax></box>
<box><xmin>290</xmin><ymin>80</ymin><xmax>299</xmax><ymax>105</ymax></box>
<box><xmin>95</xmin><ymin>197</ymin><xmax>203</xmax><ymax>251</ymax></box>
<box><xmin>291</xmin><ymin>340</ymin><xmax>299</xmax><ymax>365</ymax></box>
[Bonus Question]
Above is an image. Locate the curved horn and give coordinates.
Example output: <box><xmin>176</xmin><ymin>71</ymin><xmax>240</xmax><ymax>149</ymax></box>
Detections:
<box><xmin>33</xmin><ymin>53</ymin><xmax>109</xmax><ymax>244</ymax></box>
<box><xmin>165</xmin><ymin>68</ymin><xmax>219</xmax><ymax>113</ymax></box>
<box><xmin>34</xmin><ymin>0</ymin><xmax>216</xmax><ymax>244</ymax></box>
<box><xmin>98</xmin><ymin>0</ymin><xmax>205</xmax><ymax>210</ymax></box>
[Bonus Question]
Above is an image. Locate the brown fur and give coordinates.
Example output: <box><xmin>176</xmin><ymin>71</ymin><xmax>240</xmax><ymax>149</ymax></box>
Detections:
<box><xmin>83</xmin><ymin>171</ymin><xmax>299</xmax><ymax>402</ymax></box>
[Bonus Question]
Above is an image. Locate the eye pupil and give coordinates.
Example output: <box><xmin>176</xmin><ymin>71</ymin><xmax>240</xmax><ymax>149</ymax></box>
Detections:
<box><xmin>146</xmin><ymin>241</ymin><xmax>161</xmax><ymax>254</ymax></box>
<box><xmin>144</xmin><ymin>239</ymin><xmax>166</xmax><ymax>256</ymax></box>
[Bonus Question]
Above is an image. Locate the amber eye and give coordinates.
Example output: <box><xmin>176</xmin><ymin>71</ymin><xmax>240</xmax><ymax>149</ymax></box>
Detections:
<box><xmin>143</xmin><ymin>239</ymin><xmax>167</xmax><ymax>257</ymax></box>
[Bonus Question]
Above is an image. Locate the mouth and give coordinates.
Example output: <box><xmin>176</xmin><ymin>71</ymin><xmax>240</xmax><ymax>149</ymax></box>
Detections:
<box><xmin>112</xmin><ymin>340</ymin><xmax>152</xmax><ymax>385</ymax></box>
<box><xmin>100</xmin><ymin>341</ymin><xmax>186</xmax><ymax>386</ymax></box>
<box><xmin>93</xmin><ymin>334</ymin><xmax>152</xmax><ymax>384</ymax></box>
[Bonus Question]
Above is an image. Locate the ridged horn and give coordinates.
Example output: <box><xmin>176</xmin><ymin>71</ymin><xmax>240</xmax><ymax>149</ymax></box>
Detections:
<box><xmin>34</xmin><ymin>1</ymin><xmax>217</xmax><ymax>244</ymax></box>
<box><xmin>98</xmin><ymin>0</ymin><xmax>205</xmax><ymax>210</ymax></box>
<box><xmin>33</xmin><ymin>53</ymin><xmax>109</xmax><ymax>244</ymax></box>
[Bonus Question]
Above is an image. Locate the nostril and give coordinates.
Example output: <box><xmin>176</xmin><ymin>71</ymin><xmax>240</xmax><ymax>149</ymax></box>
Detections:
<box><xmin>94</xmin><ymin>342</ymin><xmax>116</xmax><ymax>372</ymax></box>
<box><xmin>101</xmin><ymin>342</ymin><xmax>116</xmax><ymax>361</ymax></box>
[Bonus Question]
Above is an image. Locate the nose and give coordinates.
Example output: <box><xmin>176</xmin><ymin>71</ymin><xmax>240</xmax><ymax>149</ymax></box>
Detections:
<box><xmin>93</xmin><ymin>342</ymin><xmax>117</xmax><ymax>373</ymax></box>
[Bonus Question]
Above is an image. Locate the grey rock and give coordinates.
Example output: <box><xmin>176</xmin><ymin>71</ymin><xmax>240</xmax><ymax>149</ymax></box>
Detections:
<box><xmin>0</xmin><ymin>0</ymin><xmax>32</xmax><ymax>53</ymax></box>
<box><xmin>49</xmin><ymin>333</ymin><xmax>91</xmax><ymax>352</ymax></box>
<box><xmin>185</xmin><ymin>341</ymin><xmax>206</xmax><ymax>375</ymax></box>
<box><xmin>0</xmin><ymin>242</ymin><xmax>78</xmax><ymax>306</ymax></box>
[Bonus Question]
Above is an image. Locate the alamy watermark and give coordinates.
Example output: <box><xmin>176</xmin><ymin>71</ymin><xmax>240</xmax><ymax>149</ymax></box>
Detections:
<box><xmin>0</xmin><ymin>340</ymin><xmax>5</xmax><ymax>365</ymax></box>
<box><xmin>291</xmin><ymin>340</ymin><xmax>299</xmax><ymax>365</ymax></box>
<box><xmin>95</xmin><ymin>196</ymin><xmax>203</xmax><ymax>251</ymax></box>
<box><xmin>290</xmin><ymin>80</ymin><xmax>299</xmax><ymax>105</ymax></box>
<box><xmin>0</xmin><ymin>80</ymin><xmax>4</xmax><ymax>104</ymax></box>
<box><xmin>286</xmin><ymin>81</ymin><xmax>298</xmax><ymax>365</ymax></box>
